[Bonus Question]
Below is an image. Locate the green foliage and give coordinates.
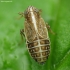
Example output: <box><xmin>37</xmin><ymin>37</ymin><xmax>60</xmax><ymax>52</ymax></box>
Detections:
<box><xmin>0</xmin><ymin>0</ymin><xmax>70</xmax><ymax>70</ymax></box>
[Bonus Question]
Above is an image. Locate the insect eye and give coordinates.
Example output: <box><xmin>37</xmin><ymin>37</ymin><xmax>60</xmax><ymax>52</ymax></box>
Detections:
<box><xmin>34</xmin><ymin>9</ymin><xmax>39</xmax><ymax>13</ymax></box>
<box><xmin>24</xmin><ymin>11</ymin><xmax>28</xmax><ymax>15</ymax></box>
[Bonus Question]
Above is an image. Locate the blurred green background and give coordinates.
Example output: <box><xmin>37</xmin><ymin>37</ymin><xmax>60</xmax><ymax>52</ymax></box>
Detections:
<box><xmin>0</xmin><ymin>0</ymin><xmax>70</xmax><ymax>70</ymax></box>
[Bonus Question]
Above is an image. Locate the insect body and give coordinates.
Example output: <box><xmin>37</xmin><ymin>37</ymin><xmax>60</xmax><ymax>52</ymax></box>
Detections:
<box><xmin>19</xmin><ymin>6</ymin><xmax>51</xmax><ymax>64</ymax></box>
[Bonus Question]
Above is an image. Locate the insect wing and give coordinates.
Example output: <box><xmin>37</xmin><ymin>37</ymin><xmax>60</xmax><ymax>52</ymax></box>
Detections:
<box><xmin>24</xmin><ymin>21</ymin><xmax>37</xmax><ymax>42</ymax></box>
<box><xmin>37</xmin><ymin>18</ymin><xmax>49</xmax><ymax>39</ymax></box>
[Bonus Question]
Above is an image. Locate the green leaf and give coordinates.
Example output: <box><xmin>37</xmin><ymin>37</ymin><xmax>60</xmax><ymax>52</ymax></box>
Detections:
<box><xmin>0</xmin><ymin>0</ymin><xmax>70</xmax><ymax>70</ymax></box>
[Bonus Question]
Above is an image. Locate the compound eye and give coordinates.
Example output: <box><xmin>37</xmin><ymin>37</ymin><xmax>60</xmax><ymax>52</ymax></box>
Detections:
<box><xmin>24</xmin><ymin>11</ymin><xmax>28</xmax><ymax>15</ymax></box>
<box><xmin>34</xmin><ymin>9</ymin><xmax>39</xmax><ymax>13</ymax></box>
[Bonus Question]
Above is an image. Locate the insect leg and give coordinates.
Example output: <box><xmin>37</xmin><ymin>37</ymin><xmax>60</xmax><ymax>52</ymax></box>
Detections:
<box><xmin>17</xmin><ymin>12</ymin><xmax>24</xmax><ymax>19</ymax></box>
<box><xmin>19</xmin><ymin>29</ymin><xmax>25</xmax><ymax>45</ymax></box>
<box><xmin>20</xmin><ymin>29</ymin><xmax>25</xmax><ymax>39</ymax></box>
<box><xmin>46</xmin><ymin>23</ymin><xmax>55</xmax><ymax>35</ymax></box>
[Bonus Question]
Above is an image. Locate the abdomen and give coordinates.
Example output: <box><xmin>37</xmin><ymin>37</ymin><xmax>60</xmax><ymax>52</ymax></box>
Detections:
<box><xmin>27</xmin><ymin>37</ymin><xmax>50</xmax><ymax>64</ymax></box>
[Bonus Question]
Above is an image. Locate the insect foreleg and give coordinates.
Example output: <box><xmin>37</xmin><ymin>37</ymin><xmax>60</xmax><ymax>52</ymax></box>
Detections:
<box><xmin>18</xmin><ymin>12</ymin><xmax>24</xmax><ymax>19</ymax></box>
<box><xmin>46</xmin><ymin>23</ymin><xmax>55</xmax><ymax>35</ymax></box>
<box><xmin>18</xmin><ymin>12</ymin><xmax>24</xmax><ymax>16</ymax></box>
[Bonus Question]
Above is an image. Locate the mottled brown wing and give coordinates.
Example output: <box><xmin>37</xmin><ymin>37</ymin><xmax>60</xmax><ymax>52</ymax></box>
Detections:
<box><xmin>37</xmin><ymin>18</ymin><xmax>49</xmax><ymax>39</ymax></box>
<box><xmin>24</xmin><ymin>21</ymin><xmax>37</xmax><ymax>42</ymax></box>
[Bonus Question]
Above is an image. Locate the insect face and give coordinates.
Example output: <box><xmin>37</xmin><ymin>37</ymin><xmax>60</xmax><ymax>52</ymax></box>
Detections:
<box><xmin>24</xmin><ymin>6</ymin><xmax>40</xmax><ymax>23</ymax></box>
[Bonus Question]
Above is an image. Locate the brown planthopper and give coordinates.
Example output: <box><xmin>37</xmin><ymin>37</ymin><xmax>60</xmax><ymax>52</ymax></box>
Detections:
<box><xmin>18</xmin><ymin>6</ymin><xmax>54</xmax><ymax>64</ymax></box>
